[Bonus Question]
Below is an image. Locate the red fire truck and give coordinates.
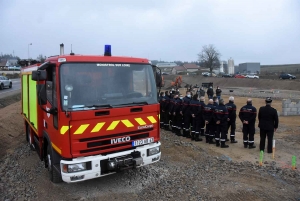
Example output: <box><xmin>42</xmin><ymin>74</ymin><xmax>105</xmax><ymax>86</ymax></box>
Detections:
<box><xmin>21</xmin><ymin>44</ymin><xmax>162</xmax><ymax>183</ymax></box>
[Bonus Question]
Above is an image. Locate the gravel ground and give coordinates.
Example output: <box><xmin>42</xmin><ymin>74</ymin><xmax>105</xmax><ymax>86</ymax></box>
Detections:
<box><xmin>1</xmin><ymin>130</ymin><xmax>300</xmax><ymax>201</ymax></box>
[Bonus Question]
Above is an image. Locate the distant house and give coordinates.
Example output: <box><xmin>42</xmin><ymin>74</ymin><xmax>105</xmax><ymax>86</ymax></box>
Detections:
<box><xmin>172</xmin><ymin>66</ymin><xmax>186</xmax><ymax>74</ymax></box>
<box><xmin>183</xmin><ymin>63</ymin><xmax>199</xmax><ymax>72</ymax></box>
<box><xmin>6</xmin><ymin>59</ymin><xmax>18</xmax><ymax>67</ymax></box>
<box><xmin>0</xmin><ymin>59</ymin><xmax>7</xmax><ymax>68</ymax></box>
<box><xmin>157</xmin><ymin>62</ymin><xmax>178</xmax><ymax>74</ymax></box>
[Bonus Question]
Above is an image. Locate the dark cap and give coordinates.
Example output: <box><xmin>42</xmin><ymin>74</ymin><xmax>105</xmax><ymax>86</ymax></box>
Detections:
<box><xmin>265</xmin><ymin>97</ymin><xmax>272</xmax><ymax>103</ymax></box>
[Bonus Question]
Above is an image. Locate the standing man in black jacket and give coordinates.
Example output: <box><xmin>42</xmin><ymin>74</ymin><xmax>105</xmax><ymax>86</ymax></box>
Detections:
<box><xmin>207</xmin><ymin>86</ymin><xmax>214</xmax><ymax>99</ymax></box>
<box><xmin>216</xmin><ymin>86</ymin><xmax>222</xmax><ymax>100</ymax></box>
<box><xmin>214</xmin><ymin>99</ymin><xmax>229</xmax><ymax>148</ymax></box>
<box><xmin>199</xmin><ymin>96</ymin><xmax>206</xmax><ymax>136</ymax></box>
<box><xmin>239</xmin><ymin>99</ymin><xmax>257</xmax><ymax>149</ymax></box>
<box><xmin>225</xmin><ymin>96</ymin><xmax>237</xmax><ymax>143</ymax></box>
<box><xmin>258</xmin><ymin>97</ymin><xmax>279</xmax><ymax>153</ymax></box>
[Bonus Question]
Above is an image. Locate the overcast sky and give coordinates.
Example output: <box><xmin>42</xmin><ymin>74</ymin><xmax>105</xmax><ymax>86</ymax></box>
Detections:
<box><xmin>0</xmin><ymin>0</ymin><xmax>299</xmax><ymax>65</ymax></box>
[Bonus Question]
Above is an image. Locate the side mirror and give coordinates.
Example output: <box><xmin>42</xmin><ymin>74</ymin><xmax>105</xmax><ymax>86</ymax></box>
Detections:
<box><xmin>37</xmin><ymin>84</ymin><xmax>47</xmax><ymax>105</ymax></box>
<box><xmin>152</xmin><ymin>65</ymin><xmax>162</xmax><ymax>87</ymax></box>
<box><xmin>32</xmin><ymin>70</ymin><xmax>47</xmax><ymax>81</ymax></box>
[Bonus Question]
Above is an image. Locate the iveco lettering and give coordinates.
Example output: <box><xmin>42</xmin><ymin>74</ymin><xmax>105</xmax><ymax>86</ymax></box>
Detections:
<box><xmin>21</xmin><ymin>44</ymin><xmax>162</xmax><ymax>183</ymax></box>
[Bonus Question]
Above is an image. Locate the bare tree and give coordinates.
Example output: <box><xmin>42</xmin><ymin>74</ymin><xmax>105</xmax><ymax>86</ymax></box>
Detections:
<box><xmin>37</xmin><ymin>54</ymin><xmax>47</xmax><ymax>63</ymax></box>
<box><xmin>198</xmin><ymin>44</ymin><xmax>221</xmax><ymax>76</ymax></box>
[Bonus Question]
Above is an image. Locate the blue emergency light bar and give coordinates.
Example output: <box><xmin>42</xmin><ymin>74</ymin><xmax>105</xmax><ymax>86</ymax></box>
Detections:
<box><xmin>104</xmin><ymin>45</ymin><xmax>111</xmax><ymax>56</ymax></box>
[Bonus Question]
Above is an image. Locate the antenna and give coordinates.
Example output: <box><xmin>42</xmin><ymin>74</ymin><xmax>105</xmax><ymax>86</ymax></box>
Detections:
<box><xmin>70</xmin><ymin>44</ymin><xmax>75</xmax><ymax>55</ymax></box>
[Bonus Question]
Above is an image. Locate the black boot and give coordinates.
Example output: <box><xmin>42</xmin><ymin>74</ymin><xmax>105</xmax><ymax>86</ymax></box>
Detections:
<box><xmin>177</xmin><ymin>129</ymin><xmax>182</xmax><ymax>136</ymax></box>
<box><xmin>216</xmin><ymin>140</ymin><xmax>220</xmax><ymax>147</ymax></box>
<box><xmin>200</xmin><ymin>129</ymin><xmax>205</xmax><ymax>136</ymax></box>
<box><xmin>186</xmin><ymin>130</ymin><xmax>191</xmax><ymax>138</ymax></box>
<box><xmin>230</xmin><ymin>136</ymin><xmax>238</xmax><ymax>143</ymax></box>
<box><xmin>205</xmin><ymin>135</ymin><xmax>209</xmax><ymax>143</ymax></box>
<box><xmin>209</xmin><ymin>136</ymin><xmax>215</xmax><ymax>144</ymax></box>
<box><xmin>221</xmin><ymin>141</ymin><xmax>229</xmax><ymax>148</ymax></box>
<box><xmin>248</xmin><ymin>144</ymin><xmax>256</xmax><ymax>149</ymax></box>
<box><xmin>191</xmin><ymin>132</ymin><xmax>195</xmax><ymax>141</ymax></box>
<box><xmin>244</xmin><ymin>142</ymin><xmax>248</xmax><ymax>148</ymax></box>
<box><xmin>225</xmin><ymin>134</ymin><xmax>229</xmax><ymax>141</ymax></box>
<box><xmin>195</xmin><ymin>134</ymin><xmax>203</xmax><ymax>142</ymax></box>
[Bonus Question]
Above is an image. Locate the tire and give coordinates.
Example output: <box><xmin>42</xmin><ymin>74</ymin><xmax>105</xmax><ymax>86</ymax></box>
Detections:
<box><xmin>9</xmin><ymin>82</ymin><xmax>12</xmax><ymax>88</ymax></box>
<box><xmin>47</xmin><ymin>144</ymin><xmax>62</xmax><ymax>183</ymax></box>
<box><xmin>0</xmin><ymin>84</ymin><xmax>3</xmax><ymax>90</ymax></box>
<box><xmin>289</xmin><ymin>77</ymin><xmax>292</xmax><ymax>80</ymax></box>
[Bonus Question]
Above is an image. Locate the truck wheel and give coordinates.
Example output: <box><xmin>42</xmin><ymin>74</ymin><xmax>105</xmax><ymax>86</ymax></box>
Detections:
<box><xmin>47</xmin><ymin>144</ymin><xmax>62</xmax><ymax>183</ymax></box>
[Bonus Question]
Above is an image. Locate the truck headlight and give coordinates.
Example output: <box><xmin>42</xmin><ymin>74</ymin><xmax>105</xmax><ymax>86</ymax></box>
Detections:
<box><xmin>62</xmin><ymin>163</ymin><xmax>87</xmax><ymax>173</ymax></box>
<box><xmin>147</xmin><ymin>146</ymin><xmax>160</xmax><ymax>156</ymax></box>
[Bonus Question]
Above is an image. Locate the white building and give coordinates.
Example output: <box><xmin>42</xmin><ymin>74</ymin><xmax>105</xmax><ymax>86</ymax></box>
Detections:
<box><xmin>219</xmin><ymin>61</ymin><xmax>224</xmax><ymax>73</ymax></box>
<box><xmin>228</xmin><ymin>58</ymin><xmax>234</xmax><ymax>74</ymax></box>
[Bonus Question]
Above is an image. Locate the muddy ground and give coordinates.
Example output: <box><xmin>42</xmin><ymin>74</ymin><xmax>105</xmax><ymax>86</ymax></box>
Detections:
<box><xmin>0</xmin><ymin>77</ymin><xmax>300</xmax><ymax>201</ymax></box>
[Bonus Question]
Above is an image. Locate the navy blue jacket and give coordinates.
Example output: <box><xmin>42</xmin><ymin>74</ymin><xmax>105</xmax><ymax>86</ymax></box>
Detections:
<box><xmin>213</xmin><ymin>103</ymin><xmax>228</xmax><ymax>124</ymax></box>
<box><xmin>239</xmin><ymin>103</ymin><xmax>257</xmax><ymax>125</ymax></box>
<box><xmin>225</xmin><ymin>101</ymin><xmax>237</xmax><ymax>122</ymax></box>
<box><xmin>181</xmin><ymin>96</ymin><xmax>191</xmax><ymax>115</ymax></box>
<box><xmin>202</xmin><ymin>103</ymin><xmax>214</xmax><ymax>122</ymax></box>
<box><xmin>189</xmin><ymin>100</ymin><xmax>201</xmax><ymax>117</ymax></box>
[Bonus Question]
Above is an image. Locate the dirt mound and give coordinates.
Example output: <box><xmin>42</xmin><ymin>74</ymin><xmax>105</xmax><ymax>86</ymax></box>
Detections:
<box><xmin>0</xmin><ymin>101</ymin><xmax>24</xmax><ymax>160</ymax></box>
<box><xmin>163</xmin><ymin>75</ymin><xmax>300</xmax><ymax>90</ymax></box>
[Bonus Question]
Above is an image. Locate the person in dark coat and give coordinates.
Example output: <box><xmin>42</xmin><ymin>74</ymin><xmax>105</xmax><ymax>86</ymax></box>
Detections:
<box><xmin>198</xmin><ymin>87</ymin><xmax>206</xmax><ymax>97</ymax></box>
<box><xmin>207</xmin><ymin>86</ymin><xmax>214</xmax><ymax>99</ymax></box>
<box><xmin>258</xmin><ymin>97</ymin><xmax>279</xmax><ymax>153</ymax></box>
<box><xmin>175</xmin><ymin>94</ymin><xmax>184</xmax><ymax>136</ymax></box>
<box><xmin>159</xmin><ymin>92</ymin><xmax>165</xmax><ymax>128</ymax></box>
<box><xmin>189</xmin><ymin>94</ymin><xmax>202</xmax><ymax>141</ymax></box>
<box><xmin>239</xmin><ymin>99</ymin><xmax>257</xmax><ymax>149</ymax></box>
<box><xmin>199</xmin><ymin>96</ymin><xmax>206</xmax><ymax>136</ymax></box>
<box><xmin>163</xmin><ymin>91</ymin><xmax>170</xmax><ymax>130</ymax></box>
<box><xmin>181</xmin><ymin>91</ymin><xmax>192</xmax><ymax>137</ymax></box>
<box><xmin>203</xmin><ymin>99</ymin><xmax>214</xmax><ymax>143</ymax></box>
<box><xmin>216</xmin><ymin>86</ymin><xmax>222</xmax><ymax>100</ymax></box>
<box><xmin>225</xmin><ymin>96</ymin><xmax>237</xmax><ymax>143</ymax></box>
<box><xmin>213</xmin><ymin>99</ymin><xmax>229</xmax><ymax>148</ymax></box>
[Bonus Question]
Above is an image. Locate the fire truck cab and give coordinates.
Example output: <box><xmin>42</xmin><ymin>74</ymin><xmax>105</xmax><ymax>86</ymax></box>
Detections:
<box><xmin>21</xmin><ymin>44</ymin><xmax>162</xmax><ymax>183</ymax></box>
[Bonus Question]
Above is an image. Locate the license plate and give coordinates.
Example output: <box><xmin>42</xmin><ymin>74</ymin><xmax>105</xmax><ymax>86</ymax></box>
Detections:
<box><xmin>132</xmin><ymin>137</ymin><xmax>154</xmax><ymax>147</ymax></box>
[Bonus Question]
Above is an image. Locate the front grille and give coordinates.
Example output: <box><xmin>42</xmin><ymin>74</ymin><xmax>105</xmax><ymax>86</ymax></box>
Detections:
<box><xmin>78</xmin><ymin>129</ymin><xmax>153</xmax><ymax>155</ymax></box>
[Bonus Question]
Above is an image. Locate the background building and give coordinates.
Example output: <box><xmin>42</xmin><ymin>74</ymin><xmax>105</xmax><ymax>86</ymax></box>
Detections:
<box><xmin>228</xmin><ymin>58</ymin><xmax>234</xmax><ymax>74</ymax></box>
<box><xmin>238</xmin><ymin>62</ymin><xmax>260</xmax><ymax>74</ymax></box>
<box><xmin>223</xmin><ymin>60</ymin><xmax>228</xmax><ymax>74</ymax></box>
<box><xmin>220</xmin><ymin>61</ymin><xmax>224</xmax><ymax>73</ymax></box>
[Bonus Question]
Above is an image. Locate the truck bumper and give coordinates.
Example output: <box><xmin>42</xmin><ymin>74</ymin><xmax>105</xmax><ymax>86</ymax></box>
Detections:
<box><xmin>60</xmin><ymin>141</ymin><xmax>161</xmax><ymax>183</ymax></box>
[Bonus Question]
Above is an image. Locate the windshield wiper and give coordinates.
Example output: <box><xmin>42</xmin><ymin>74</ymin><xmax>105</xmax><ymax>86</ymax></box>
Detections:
<box><xmin>114</xmin><ymin>101</ymin><xmax>148</xmax><ymax>107</ymax></box>
<box><xmin>68</xmin><ymin>104</ymin><xmax>113</xmax><ymax>110</ymax></box>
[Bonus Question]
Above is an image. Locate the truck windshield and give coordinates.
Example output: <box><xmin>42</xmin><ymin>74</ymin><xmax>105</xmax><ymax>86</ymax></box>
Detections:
<box><xmin>59</xmin><ymin>63</ymin><xmax>158</xmax><ymax>111</ymax></box>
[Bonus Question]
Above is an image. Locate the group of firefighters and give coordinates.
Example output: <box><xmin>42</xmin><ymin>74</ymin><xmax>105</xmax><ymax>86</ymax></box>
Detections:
<box><xmin>159</xmin><ymin>86</ymin><xmax>267</xmax><ymax>149</ymax></box>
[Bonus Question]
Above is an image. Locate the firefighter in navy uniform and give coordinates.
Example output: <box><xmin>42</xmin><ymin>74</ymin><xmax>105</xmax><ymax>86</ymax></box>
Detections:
<box><xmin>203</xmin><ymin>99</ymin><xmax>214</xmax><ymax>143</ymax></box>
<box><xmin>175</xmin><ymin>94</ymin><xmax>184</xmax><ymax>136</ymax></box>
<box><xmin>239</xmin><ymin>99</ymin><xmax>257</xmax><ymax>149</ymax></box>
<box><xmin>168</xmin><ymin>92</ymin><xmax>176</xmax><ymax>133</ymax></box>
<box><xmin>159</xmin><ymin>92</ymin><xmax>165</xmax><ymax>129</ymax></box>
<box><xmin>225</xmin><ymin>96</ymin><xmax>238</xmax><ymax>143</ymax></box>
<box><xmin>199</xmin><ymin>96</ymin><xmax>206</xmax><ymax>136</ymax></box>
<box><xmin>180</xmin><ymin>91</ymin><xmax>192</xmax><ymax>137</ymax></box>
<box><xmin>258</xmin><ymin>97</ymin><xmax>279</xmax><ymax>153</ymax></box>
<box><xmin>211</xmin><ymin>96</ymin><xmax>219</xmax><ymax>141</ymax></box>
<box><xmin>163</xmin><ymin>91</ymin><xmax>170</xmax><ymax>130</ymax></box>
<box><xmin>213</xmin><ymin>99</ymin><xmax>229</xmax><ymax>148</ymax></box>
<box><xmin>189</xmin><ymin>94</ymin><xmax>202</xmax><ymax>141</ymax></box>
<box><xmin>170</xmin><ymin>92</ymin><xmax>181</xmax><ymax>135</ymax></box>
